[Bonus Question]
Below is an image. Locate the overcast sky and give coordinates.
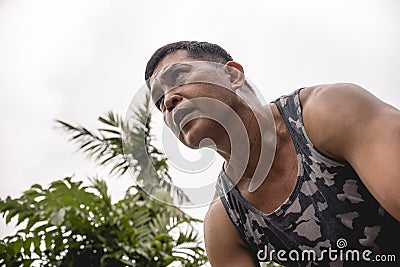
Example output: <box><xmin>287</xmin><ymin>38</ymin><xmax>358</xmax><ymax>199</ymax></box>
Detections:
<box><xmin>1</xmin><ymin>0</ymin><xmax>399</xmax><ymax>239</ymax></box>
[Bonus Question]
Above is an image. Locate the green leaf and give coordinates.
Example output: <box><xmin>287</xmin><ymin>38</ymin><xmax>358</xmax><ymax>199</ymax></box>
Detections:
<box><xmin>50</xmin><ymin>208</ymin><xmax>66</xmax><ymax>226</ymax></box>
<box><xmin>13</xmin><ymin>239</ymin><xmax>23</xmax><ymax>254</ymax></box>
<box><xmin>22</xmin><ymin>259</ymin><xmax>36</xmax><ymax>267</ymax></box>
<box><xmin>30</xmin><ymin>184</ymin><xmax>43</xmax><ymax>190</ymax></box>
<box><xmin>33</xmin><ymin>236</ymin><xmax>41</xmax><ymax>255</ymax></box>
<box><xmin>99</xmin><ymin>128</ymin><xmax>121</xmax><ymax>135</ymax></box>
<box><xmin>44</xmin><ymin>236</ymin><xmax>52</xmax><ymax>250</ymax></box>
<box><xmin>16</xmin><ymin>211</ymin><xmax>32</xmax><ymax>226</ymax></box>
<box><xmin>22</xmin><ymin>189</ymin><xmax>41</xmax><ymax>198</ymax></box>
<box><xmin>50</xmin><ymin>179</ymin><xmax>68</xmax><ymax>190</ymax></box>
<box><xmin>5</xmin><ymin>209</ymin><xmax>19</xmax><ymax>224</ymax></box>
<box><xmin>119</xmin><ymin>258</ymin><xmax>136</xmax><ymax>266</ymax></box>
<box><xmin>26</xmin><ymin>215</ymin><xmax>40</xmax><ymax>230</ymax></box>
<box><xmin>98</xmin><ymin>116</ymin><xmax>117</xmax><ymax>127</ymax></box>
<box><xmin>23</xmin><ymin>237</ymin><xmax>33</xmax><ymax>255</ymax></box>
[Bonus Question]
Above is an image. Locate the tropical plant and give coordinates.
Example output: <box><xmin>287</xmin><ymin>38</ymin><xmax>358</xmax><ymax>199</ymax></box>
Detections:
<box><xmin>0</xmin><ymin>94</ymin><xmax>207</xmax><ymax>266</ymax></box>
<box><xmin>57</xmin><ymin>94</ymin><xmax>189</xmax><ymax>205</ymax></box>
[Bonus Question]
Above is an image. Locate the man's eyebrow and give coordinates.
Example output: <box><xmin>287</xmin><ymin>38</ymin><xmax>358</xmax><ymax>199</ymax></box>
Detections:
<box><xmin>150</xmin><ymin>61</ymin><xmax>204</xmax><ymax>92</ymax></box>
<box><xmin>153</xmin><ymin>62</ymin><xmax>193</xmax><ymax>79</ymax></box>
<box><xmin>149</xmin><ymin>63</ymin><xmax>192</xmax><ymax>91</ymax></box>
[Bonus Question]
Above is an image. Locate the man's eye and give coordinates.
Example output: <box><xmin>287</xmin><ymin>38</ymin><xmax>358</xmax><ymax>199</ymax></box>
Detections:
<box><xmin>173</xmin><ymin>70</ymin><xmax>183</xmax><ymax>79</ymax></box>
<box><xmin>172</xmin><ymin>70</ymin><xmax>186</xmax><ymax>83</ymax></box>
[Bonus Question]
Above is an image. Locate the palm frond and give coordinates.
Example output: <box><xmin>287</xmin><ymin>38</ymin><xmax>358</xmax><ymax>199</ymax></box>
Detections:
<box><xmin>57</xmin><ymin>93</ymin><xmax>190</xmax><ymax>205</ymax></box>
<box><xmin>56</xmin><ymin>114</ymin><xmax>128</xmax><ymax>176</ymax></box>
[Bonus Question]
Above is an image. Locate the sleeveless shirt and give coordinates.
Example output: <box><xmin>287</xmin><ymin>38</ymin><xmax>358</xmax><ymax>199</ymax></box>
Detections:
<box><xmin>216</xmin><ymin>88</ymin><xmax>399</xmax><ymax>266</ymax></box>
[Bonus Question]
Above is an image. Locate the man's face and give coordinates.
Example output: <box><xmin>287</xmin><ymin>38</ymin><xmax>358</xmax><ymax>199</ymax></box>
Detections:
<box><xmin>149</xmin><ymin>50</ymin><xmax>240</xmax><ymax>149</ymax></box>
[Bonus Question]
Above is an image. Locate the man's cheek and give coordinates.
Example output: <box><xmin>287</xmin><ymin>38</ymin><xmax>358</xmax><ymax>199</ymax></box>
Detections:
<box><xmin>165</xmin><ymin>118</ymin><xmax>180</xmax><ymax>137</ymax></box>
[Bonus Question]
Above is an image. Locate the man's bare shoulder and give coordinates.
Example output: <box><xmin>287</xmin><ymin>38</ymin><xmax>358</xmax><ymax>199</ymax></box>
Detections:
<box><xmin>299</xmin><ymin>83</ymin><xmax>379</xmax><ymax>160</ymax></box>
<box><xmin>204</xmin><ymin>199</ymin><xmax>238</xmax><ymax>241</ymax></box>
<box><xmin>300</xmin><ymin>83</ymin><xmax>400</xmax><ymax>220</ymax></box>
<box><xmin>204</xmin><ymin>199</ymin><xmax>257</xmax><ymax>266</ymax></box>
<box><xmin>300</xmin><ymin>82</ymin><xmax>369</xmax><ymax>107</ymax></box>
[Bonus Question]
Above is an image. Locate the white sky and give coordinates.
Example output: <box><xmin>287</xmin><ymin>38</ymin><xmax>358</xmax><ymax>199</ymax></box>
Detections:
<box><xmin>1</xmin><ymin>0</ymin><xmax>399</xmax><ymax>239</ymax></box>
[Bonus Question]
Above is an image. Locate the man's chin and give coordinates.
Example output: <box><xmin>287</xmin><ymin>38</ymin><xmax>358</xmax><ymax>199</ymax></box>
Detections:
<box><xmin>177</xmin><ymin>120</ymin><xmax>216</xmax><ymax>149</ymax></box>
<box><xmin>179</xmin><ymin>135</ymin><xmax>201</xmax><ymax>149</ymax></box>
<box><xmin>177</xmin><ymin>130</ymin><xmax>201</xmax><ymax>149</ymax></box>
<box><xmin>179</xmin><ymin>135</ymin><xmax>216</xmax><ymax>150</ymax></box>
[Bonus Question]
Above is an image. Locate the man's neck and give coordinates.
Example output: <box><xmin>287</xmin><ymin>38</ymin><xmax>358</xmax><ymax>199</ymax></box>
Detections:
<box><xmin>218</xmin><ymin>103</ymin><xmax>282</xmax><ymax>192</ymax></box>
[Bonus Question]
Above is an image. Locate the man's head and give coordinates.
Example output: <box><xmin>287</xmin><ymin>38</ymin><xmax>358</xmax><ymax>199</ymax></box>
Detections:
<box><xmin>144</xmin><ymin>41</ymin><xmax>251</xmax><ymax>150</ymax></box>
<box><xmin>145</xmin><ymin>41</ymin><xmax>233</xmax><ymax>84</ymax></box>
<box><xmin>145</xmin><ymin>41</ymin><xmax>244</xmax><ymax>147</ymax></box>
<box><xmin>141</xmin><ymin>41</ymin><xmax>276</xmax><ymax>196</ymax></box>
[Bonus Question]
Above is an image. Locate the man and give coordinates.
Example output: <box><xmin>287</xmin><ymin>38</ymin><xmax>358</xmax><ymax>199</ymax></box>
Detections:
<box><xmin>144</xmin><ymin>41</ymin><xmax>400</xmax><ymax>266</ymax></box>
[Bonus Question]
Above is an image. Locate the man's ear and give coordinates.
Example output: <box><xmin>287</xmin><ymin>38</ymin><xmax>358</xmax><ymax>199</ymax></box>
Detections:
<box><xmin>224</xmin><ymin>61</ymin><xmax>245</xmax><ymax>90</ymax></box>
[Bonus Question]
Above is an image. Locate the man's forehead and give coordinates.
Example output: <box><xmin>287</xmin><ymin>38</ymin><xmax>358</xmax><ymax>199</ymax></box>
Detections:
<box><xmin>152</xmin><ymin>50</ymin><xmax>201</xmax><ymax>78</ymax></box>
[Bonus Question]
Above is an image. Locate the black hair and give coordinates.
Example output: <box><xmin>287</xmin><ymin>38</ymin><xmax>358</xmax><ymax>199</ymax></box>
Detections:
<box><xmin>145</xmin><ymin>41</ymin><xmax>233</xmax><ymax>82</ymax></box>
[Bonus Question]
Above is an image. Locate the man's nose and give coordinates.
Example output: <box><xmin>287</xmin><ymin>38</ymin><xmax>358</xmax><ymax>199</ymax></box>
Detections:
<box><xmin>164</xmin><ymin>93</ymin><xmax>183</xmax><ymax>112</ymax></box>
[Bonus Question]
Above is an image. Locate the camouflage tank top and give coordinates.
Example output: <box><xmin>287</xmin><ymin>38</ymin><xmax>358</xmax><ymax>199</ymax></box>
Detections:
<box><xmin>216</xmin><ymin>88</ymin><xmax>399</xmax><ymax>266</ymax></box>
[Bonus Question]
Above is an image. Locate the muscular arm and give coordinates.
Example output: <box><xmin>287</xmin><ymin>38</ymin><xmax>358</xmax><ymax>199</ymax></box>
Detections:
<box><xmin>302</xmin><ymin>83</ymin><xmax>400</xmax><ymax>220</ymax></box>
<box><xmin>204</xmin><ymin>200</ymin><xmax>258</xmax><ymax>266</ymax></box>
